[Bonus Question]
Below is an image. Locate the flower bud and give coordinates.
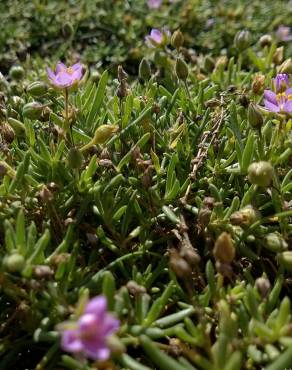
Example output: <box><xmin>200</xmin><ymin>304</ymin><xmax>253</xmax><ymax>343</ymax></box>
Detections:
<box><xmin>259</xmin><ymin>34</ymin><xmax>272</xmax><ymax>48</ymax></box>
<box><xmin>139</xmin><ymin>58</ymin><xmax>151</xmax><ymax>81</ymax></box>
<box><xmin>264</xmin><ymin>232</ymin><xmax>288</xmax><ymax>252</ymax></box>
<box><xmin>62</xmin><ymin>22</ymin><xmax>74</xmax><ymax>39</ymax></box>
<box><xmin>204</xmin><ymin>55</ymin><xmax>215</xmax><ymax>72</ymax></box>
<box><xmin>22</xmin><ymin>102</ymin><xmax>44</xmax><ymax>120</ymax></box>
<box><xmin>255</xmin><ymin>277</ymin><xmax>271</xmax><ymax>298</ymax></box>
<box><xmin>252</xmin><ymin>74</ymin><xmax>265</xmax><ymax>94</ymax></box>
<box><xmin>234</xmin><ymin>30</ymin><xmax>251</xmax><ymax>51</ymax></box>
<box><xmin>9</xmin><ymin>65</ymin><xmax>25</xmax><ymax>80</ymax></box>
<box><xmin>272</xmin><ymin>46</ymin><xmax>284</xmax><ymax>65</ymax></box>
<box><xmin>68</xmin><ymin>147</ymin><xmax>83</xmax><ymax>169</ymax></box>
<box><xmin>278</xmin><ymin>251</ymin><xmax>292</xmax><ymax>271</ymax></box>
<box><xmin>213</xmin><ymin>232</ymin><xmax>235</xmax><ymax>264</ymax></box>
<box><xmin>248</xmin><ymin>161</ymin><xmax>273</xmax><ymax>187</ymax></box>
<box><xmin>248</xmin><ymin>103</ymin><xmax>264</xmax><ymax>129</ymax></box>
<box><xmin>278</xmin><ymin>58</ymin><xmax>292</xmax><ymax>74</ymax></box>
<box><xmin>171</xmin><ymin>29</ymin><xmax>184</xmax><ymax>49</ymax></box>
<box><xmin>26</xmin><ymin>81</ymin><xmax>48</xmax><ymax>97</ymax></box>
<box><xmin>175</xmin><ymin>57</ymin><xmax>189</xmax><ymax>80</ymax></box>
<box><xmin>230</xmin><ymin>205</ymin><xmax>259</xmax><ymax>226</ymax></box>
<box><xmin>215</xmin><ymin>56</ymin><xmax>228</xmax><ymax>70</ymax></box>
<box><xmin>3</xmin><ymin>253</ymin><xmax>25</xmax><ymax>272</ymax></box>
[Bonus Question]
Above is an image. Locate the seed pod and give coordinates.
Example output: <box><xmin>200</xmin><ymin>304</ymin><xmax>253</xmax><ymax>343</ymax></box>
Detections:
<box><xmin>248</xmin><ymin>161</ymin><xmax>273</xmax><ymax>187</ymax></box>
<box><xmin>62</xmin><ymin>22</ymin><xmax>74</xmax><ymax>39</ymax></box>
<box><xmin>171</xmin><ymin>29</ymin><xmax>184</xmax><ymax>49</ymax></box>
<box><xmin>0</xmin><ymin>122</ymin><xmax>15</xmax><ymax>143</ymax></box>
<box><xmin>264</xmin><ymin>232</ymin><xmax>288</xmax><ymax>252</ymax></box>
<box><xmin>255</xmin><ymin>277</ymin><xmax>271</xmax><ymax>299</ymax></box>
<box><xmin>22</xmin><ymin>102</ymin><xmax>44</xmax><ymax>120</ymax></box>
<box><xmin>213</xmin><ymin>232</ymin><xmax>235</xmax><ymax>264</ymax></box>
<box><xmin>204</xmin><ymin>55</ymin><xmax>215</xmax><ymax>72</ymax></box>
<box><xmin>234</xmin><ymin>30</ymin><xmax>251</xmax><ymax>51</ymax></box>
<box><xmin>26</xmin><ymin>81</ymin><xmax>48</xmax><ymax>97</ymax></box>
<box><xmin>175</xmin><ymin>57</ymin><xmax>189</xmax><ymax>80</ymax></box>
<box><xmin>272</xmin><ymin>46</ymin><xmax>284</xmax><ymax>65</ymax></box>
<box><xmin>139</xmin><ymin>58</ymin><xmax>151</xmax><ymax>81</ymax></box>
<box><xmin>248</xmin><ymin>103</ymin><xmax>264</xmax><ymax>129</ymax></box>
<box><xmin>68</xmin><ymin>147</ymin><xmax>83</xmax><ymax>169</ymax></box>
<box><xmin>80</xmin><ymin>125</ymin><xmax>119</xmax><ymax>152</ymax></box>
<box><xmin>259</xmin><ymin>34</ymin><xmax>272</xmax><ymax>48</ymax></box>
<box><xmin>9</xmin><ymin>65</ymin><xmax>25</xmax><ymax>80</ymax></box>
<box><xmin>3</xmin><ymin>253</ymin><xmax>25</xmax><ymax>272</ymax></box>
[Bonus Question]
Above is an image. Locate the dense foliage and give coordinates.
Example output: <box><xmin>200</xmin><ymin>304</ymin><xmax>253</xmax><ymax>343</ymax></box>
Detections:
<box><xmin>0</xmin><ymin>1</ymin><xmax>292</xmax><ymax>369</ymax></box>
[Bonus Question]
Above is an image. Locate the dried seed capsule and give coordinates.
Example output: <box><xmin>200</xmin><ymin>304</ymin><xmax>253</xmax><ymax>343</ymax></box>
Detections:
<box><xmin>213</xmin><ymin>232</ymin><xmax>235</xmax><ymax>264</ymax></box>
<box><xmin>248</xmin><ymin>161</ymin><xmax>273</xmax><ymax>187</ymax></box>
<box><xmin>272</xmin><ymin>46</ymin><xmax>284</xmax><ymax>65</ymax></box>
<box><xmin>252</xmin><ymin>74</ymin><xmax>265</xmax><ymax>94</ymax></box>
<box><xmin>0</xmin><ymin>122</ymin><xmax>15</xmax><ymax>143</ymax></box>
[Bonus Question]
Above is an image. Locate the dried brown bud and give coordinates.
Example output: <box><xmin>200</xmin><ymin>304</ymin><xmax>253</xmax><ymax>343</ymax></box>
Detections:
<box><xmin>39</xmin><ymin>186</ymin><xmax>54</xmax><ymax>203</ymax></box>
<box><xmin>180</xmin><ymin>247</ymin><xmax>201</xmax><ymax>266</ymax></box>
<box><xmin>259</xmin><ymin>34</ymin><xmax>272</xmax><ymax>48</ymax></box>
<box><xmin>0</xmin><ymin>122</ymin><xmax>15</xmax><ymax>143</ymax></box>
<box><xmin>169</xmin><ymin>250</ymin><xmax>192</xmax><ymax>279</ymax></box>
<box><xmin>252</xmin><ymin>74</ymin><xmax>265</xmax><ymax>95</ymax></box>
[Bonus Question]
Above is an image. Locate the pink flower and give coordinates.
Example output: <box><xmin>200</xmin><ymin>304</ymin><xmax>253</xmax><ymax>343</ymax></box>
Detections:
<box><xmin>47</xmin><ymin>62</ymin><xmax>83</xmax><ymax>89</ymax></box>
<box><xmin>145</xmin><ymin>28</ymin><xmax>171</xmax><ymax>48</ymax></box>
<box><xmin>264</xmin><ymin>88</ymin><xmax>292</xmax><ymax>114</ymax></box>
<box><xmin>60</xmin><ymin>296</ymin><xmax>120</xmax><ymax>361</ymax></box>
<box><xmin>147</xmin><ymin>0</ymin><xmax>162</xmax><ymax>8</ymax></box>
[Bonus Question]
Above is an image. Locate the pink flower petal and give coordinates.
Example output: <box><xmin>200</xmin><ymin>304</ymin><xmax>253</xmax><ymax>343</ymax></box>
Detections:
<box><xmin>101</xmin><ymin>316</ymin><xmax>120</xmax><ymax>336</ymax></box>
<box><xmin>56</xmin><ymin>62</ymin><xmax>67</xmax><ymax>73</ymax></box>
<box><xmin>85</xmin><ymin>296</ymin><xmax>107</xmax><ymax>315</ymax></box>
<box><xmin>283</xmin><ymin>100</ymin><xmax>292</xmax><ymax>113</ymax></box>
<box><xmin>264</xmin><ymin>90</ymin><xmax>277</xmax><ymax>105</ymax></box>
<box><xmin>46</xmin><ymin>67</ymin><xmax>56</xmax><ymax>81</ymax></box>
<box><xmin>61</xmin><ymin>330</ymin><xmax>83</xmax><ymax>353</ymax></box>
<box><xmin>72</xmin><ymin>63</ymin><xmax>82</xmax><ymax>71</ymax></box>
<box><xmin>264</xmin><ymin>99</ymin><xmax>280</xmax><ymax>112</ymax></box>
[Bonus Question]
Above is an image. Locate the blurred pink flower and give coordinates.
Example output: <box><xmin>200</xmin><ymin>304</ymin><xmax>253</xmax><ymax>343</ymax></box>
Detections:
<box><xmin>147</xmin><ymin>0</ymin><xmax>162</xmax><ymax>8</ymax></box>
<box><xmin>60</xmin><ymin>296</ymin><xmax>120</xmax><ymax>361</ymax></box>
<box><xmin>47</xmin><ymin>62</ymin><xmax>83</xmax><ymax>89</ymax></box>
<box><xmin>276</xmin><ymin>25</ymin><xmax>292</xmax><ymax>42</ymax></box>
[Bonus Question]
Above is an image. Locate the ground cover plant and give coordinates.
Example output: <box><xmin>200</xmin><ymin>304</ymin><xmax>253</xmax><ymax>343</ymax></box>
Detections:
<box><xmin>0</xmin><ymin>0</ymin><xmax>292</xmax><ymax>369</ymax></box>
